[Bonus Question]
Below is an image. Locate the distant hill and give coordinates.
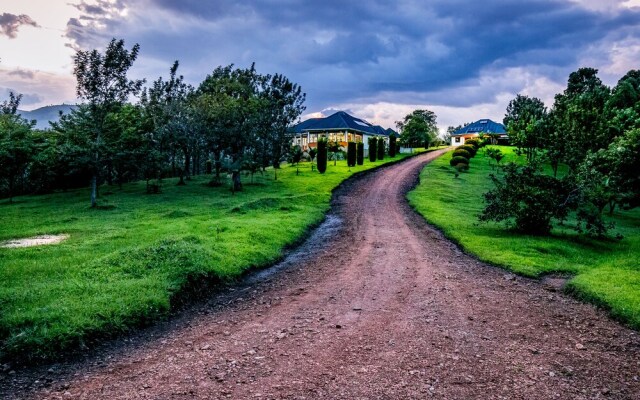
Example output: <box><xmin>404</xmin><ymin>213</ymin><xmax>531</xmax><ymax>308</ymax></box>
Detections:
<box><xmin>18</xmin><ymin>104</ymin><xmax>78</xmax><ymax>130</ymax></box>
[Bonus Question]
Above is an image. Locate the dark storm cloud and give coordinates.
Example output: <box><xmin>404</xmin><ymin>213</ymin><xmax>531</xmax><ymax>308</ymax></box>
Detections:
<box><xmin>0</xmin><ymin>13</ymin><xmax>39</xmax><ymax>39</ymax></box>
<box><xmin>64</xmin><ymin>0</ymin><xmax>640</xmax><ymax>110</ymax></box>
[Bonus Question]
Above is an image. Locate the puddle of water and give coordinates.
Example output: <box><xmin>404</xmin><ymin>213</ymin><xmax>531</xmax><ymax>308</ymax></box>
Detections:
<box><xmin>1</xmin><ymin>234</ymin><xmax>70</xmax><ymax>248</ymax></box>
<box><xmin>245</xmin><ymin>214</ymin><xmax>343</xmax><ymax>284</ymax></box>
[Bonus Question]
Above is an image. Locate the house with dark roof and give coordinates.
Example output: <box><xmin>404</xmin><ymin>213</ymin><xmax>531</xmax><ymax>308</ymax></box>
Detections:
<box><xmin>290</xmin><ymin>111</ymin><xmax>396</xmax><ymax>153</ymax></box>
<box><xmin>451</xmin><ymin>119</ymin><xmax>508</xmax><ymax>146</ymax></box>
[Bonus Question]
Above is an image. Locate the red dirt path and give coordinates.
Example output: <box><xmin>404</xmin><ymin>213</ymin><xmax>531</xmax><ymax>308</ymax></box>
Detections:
<box><xmin>2</xmin><ymin>150</ymin><xmax>639</xmax><ymax>399</ymax></box>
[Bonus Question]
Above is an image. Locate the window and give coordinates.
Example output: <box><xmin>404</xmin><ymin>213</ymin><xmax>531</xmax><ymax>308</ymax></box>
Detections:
<box><xmin>455</xmin><ymin>137</ymin><xmax>460</xmax><ymax>143</ymax></box>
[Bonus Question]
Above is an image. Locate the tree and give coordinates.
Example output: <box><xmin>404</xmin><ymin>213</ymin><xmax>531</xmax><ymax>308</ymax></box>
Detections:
<box><xmin>389</xmin><ymin>134</ymin><xmax>397</xmax><ymax>157</ymax></box>
<box><xmin>549</xmin><ymin>67</ymin><xmax>611</xmax><ymax>171</ymax></box>
<box><xmin>73</xmin><ymin>38</ymin><xmax>144</xmax><ymax>207</ymax></box>
<box><xmin>479</xmin><ymin>162</ymin><xmax>574</xmax><ymax>235</ymax></box>
<box><xmin>503</xmin><ymin>94</ymin><xmax>547</xmax><ymax>162</ymax></box>
<box><xmin>0</xmin><ymin>93</ymin><xmax>35</xmax><ymax>202</ymax></box>
<box><xmin>317</xmin><ymin>138</ymin><xmax>327</xmax><ymax>173</ymax></box>
<box><xmin>259</xmin><ymin>73</ymin><xmax>306</xmax><ymax>171</ymax></box>
<box><xmin>377</xmin><ymin>137</ymin><xmax>385</xmax><ymax>160</ymax></box>
<box><xmin>347</xmin><ymin>141</ymin><xmax>356</xmax><ymax>167</ymax></box>
<box><xmin>368</xmin><ymin>136</ymin><xmax>377</xmax><ymax>162</ymax></box>
<box><xmin>396</xmin><ymin>109</ymin><xmax>438</xmax><ymax>148</ymax></box>
<box><xmin>328</xmin><ymin>140</ymin><xmax>341</xmax><ymax>166</ymax></box>
<box><xmin>356</xmin><ymin>141</ymin><xmax>364</xmax><ymax>165</ymax></box>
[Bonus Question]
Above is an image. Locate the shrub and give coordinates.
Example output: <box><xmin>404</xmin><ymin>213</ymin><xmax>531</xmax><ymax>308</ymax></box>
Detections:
<box><xmin>389</xmin><ymin>136</ymin><xmax>397</xmax><ymax>157</ymax></box>
<box><xmin>459</xmin><ymin>144</ymin><xmax>477</xmax><ymax>157</ymax></box>
<box><xmin>479</xmin><ymin>163</ymin><xmax>573</xmax><ymax>235</ymax></box>
<box><xmin>452</xmin><ymin>149</ymin><xmax>471</xmax><ymax>159</ymax></box>
<box><xmin>288</xmin><ymin>145</ymin><xmax>303</xmax><ymax>165</ymax></box>
<box><xmin>317</xmin><ymin>138</ymin><xmax>327</xmax><ymax>173</ymax></box>
<box><xmin>356</xmin><ymin>142</ymin><xmax>364</xmax><ymax>165</ymax></box>
<box><xmin>368</xmin><ymin>137</ymin><xmax>377</xmax><ymax>162</ymax></box>
<box><xmin>347</xmin><ymin>141</ymin><xmax>356</xmax><ymax>167</ymax></box>
<box><xmin>206</xmin><ymin>160</ymin><xmax>212</xmax><ymax>174</ymax></box>
<box><xmin>377</xmin><ymin>137</ymin><xmax>385</xmax><ymax>160</ymax></box>
<box><xmin>449</xmin><ymin>156</ymin><xmax>470</xmax><ymax>167</ymax></box>
<box><xmin>465</xmin><ymin>138</ymin><xmax>480</xmax><ymax>149</ymax></box>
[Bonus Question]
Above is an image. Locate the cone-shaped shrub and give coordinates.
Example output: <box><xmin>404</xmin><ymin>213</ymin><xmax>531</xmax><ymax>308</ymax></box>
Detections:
<box><xmin>377</xmin><ymin>137</ymin><xmax>385</xmax><ymax>160</ymax></box>
<box><xmin>347</xmin><ymin>141</ymin><xmax>356</xmax><ymax>167</ymax></box>
<box><xmin>356</xmin><ymin>142</ymin><xmax>364</xmax><ymax>165</ymax></box>
<box><xmin>389</xmin><ymin>136</ymin><xmax>397</xmax><ymax>157</ymax></box>
<box><xmin>368</xmin><ymin>136</ymin><xmax>377</xmax><ymax>162</ymax></box>
<box><xmin>317</xmin><ymin>138</ymin><xmax>328</xmax><ymax>173</ymax></box>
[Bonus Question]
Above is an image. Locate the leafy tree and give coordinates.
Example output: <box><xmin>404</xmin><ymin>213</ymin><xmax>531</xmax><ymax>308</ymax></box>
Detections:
<box><xmin>573</xmin><ymin>128</ymin><xmax>640</xmax><ymax>236</ymax></box>
<box><xmin>550</xmin><ymin>67</ymin><xmax>611</xmax><ymax>171</ymax></box>
<box><xmin>258</xmin><ymin>73</ymin><xmax>306</xmax><ymax>171</ymax></box>
<box><xmin>0</xmin><ymin>94</ymin><xmax>35</xmax><ymax>202</ymax></box>
<box><xmin>396</xmin><ymin>109</ymin><xmax>438</xmax><ymax>148</ymax></box>
<box><xmin>479</xmin><ymin>162</ymin><xmax>574</xmax><ymax>235</ymax></box>
<box><xmin>503</xmin><ymin>94</ymin><xmax>547</xmax><ymax>162</ymax></box>
<box><xmin>288</xmin><ymin>145</ymin><xmax>303</xmax><ymax>165</ymax></box>
<box><xmin>73</xmin><ymin>38</ymin><xmax>144</xmax><ymax>207</ymax></box>
<box><xmin>328</xmin><ymin>140</ymin><xmax>341</xmax><ymax>166</ymax></box>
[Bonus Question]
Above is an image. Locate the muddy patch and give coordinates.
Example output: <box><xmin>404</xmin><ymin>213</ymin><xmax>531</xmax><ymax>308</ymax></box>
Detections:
<box><xmin>1</xmin><ymin>234</ymin><xmax>70</xmax><ymax>248</ymax></box>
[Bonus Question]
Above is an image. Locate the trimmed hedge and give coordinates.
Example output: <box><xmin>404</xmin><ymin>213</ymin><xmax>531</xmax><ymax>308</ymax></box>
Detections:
<box><xmin>389</xmin><ymin>136</ymin><xmax>397</xmax><ymax>157</ymax></box>
<box><xmin>356</xmin><ymin>142</ymin><xmax>364</xmax><ymax>165</ymax></box>
<box><xmin>452</xmin><ymin>149</ymin><xmax>471</xmax><ymax>159</ymax></box>
<box><xmin>317</xmin><ymin>138</ymin><xmax>328</xmax><ymax>173</ymax></box>
<box><xmin>459</xmin><ymin>144</ymin><xmax>477</xmax><ymax>157</ymax></box>
<box><xmin>377</xmin><ymin>137</ymin><xmax>385</xmax><ymax>160</ymax></box>
<box><xmin>347</xmin><ymin>141</ymin><xmax>356</xmax><ymax>167</ymax></box>
<box><xmin>450</xmin><ymin>156</ymin><xmax>470</xmax><ymax>167</ymax></box>
<box><xmin>368</xmin><ymin>137</ymin><xmax>377</xmax><ymax>162</ymax></box>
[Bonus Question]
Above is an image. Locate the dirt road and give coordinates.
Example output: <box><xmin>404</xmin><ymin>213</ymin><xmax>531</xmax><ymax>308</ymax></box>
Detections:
<box><xmin>3</xmin><ymin>150</ymin><xmax>639</xmax><ymax>399</ymax></box>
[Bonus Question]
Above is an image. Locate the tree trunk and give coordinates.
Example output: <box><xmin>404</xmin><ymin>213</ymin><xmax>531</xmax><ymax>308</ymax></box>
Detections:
<box><xmin>232</xmin><ymin>170</ymin><xmax>242</xmax><ymax>193</ymax></box>
<box><xmin>90</xmin><ymin>174</ymin><xmax>97</xmax><ymax>208</ymax></box>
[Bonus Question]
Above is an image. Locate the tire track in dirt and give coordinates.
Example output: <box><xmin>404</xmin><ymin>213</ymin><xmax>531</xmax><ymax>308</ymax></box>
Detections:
<box><xmin>2</xmin><ymin>150</ymin><xmax>639</xmax><ymax>399</ymax></box>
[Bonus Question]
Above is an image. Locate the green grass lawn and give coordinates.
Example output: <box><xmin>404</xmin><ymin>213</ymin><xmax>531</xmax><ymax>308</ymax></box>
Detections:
<box><xmin>0</xmin><ymin>151</ymin><xmax>427</xmax><ymax>363</ymax></box>
<box><xmin>408</xmin><ymin>146</ymin><xmax>640</xmax><ymax>330</ymax></box>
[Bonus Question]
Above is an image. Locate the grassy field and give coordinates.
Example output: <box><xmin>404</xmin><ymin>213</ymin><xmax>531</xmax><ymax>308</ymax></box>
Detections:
<box><xmin>0</xmin><ymin>151</ymin><xmax>427</xmax><ymax>363</ymax></box>
<box><xmin>408</xmin><ymin>146</ymin><xmax>640</xmax><ymax>329</ymax></box>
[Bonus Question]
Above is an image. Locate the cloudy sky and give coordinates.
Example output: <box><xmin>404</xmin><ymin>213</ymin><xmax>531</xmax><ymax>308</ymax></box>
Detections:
<box><xmin>1</xmin><ymin>0</ymin><xmax>639</xmax><ymax>131</ymax></box>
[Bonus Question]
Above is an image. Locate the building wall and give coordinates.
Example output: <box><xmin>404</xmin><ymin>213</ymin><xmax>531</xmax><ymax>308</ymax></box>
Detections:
<box><xmin>451</xmin><ymin>134</ymin><xmax>477</xmax><ymax>146</ymax></box>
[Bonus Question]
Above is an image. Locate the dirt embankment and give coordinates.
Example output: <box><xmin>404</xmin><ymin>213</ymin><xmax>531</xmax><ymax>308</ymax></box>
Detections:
<box><xmin>2</xmin><ymin>150</ymin><xmax>638</xmax><ymax>399</ymax></box>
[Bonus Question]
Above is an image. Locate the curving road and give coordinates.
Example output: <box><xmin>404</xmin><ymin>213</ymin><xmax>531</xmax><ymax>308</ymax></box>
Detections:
<box><xmin>3</xmin><ymin>150</ymin><xmax>639</xmax><ymax>399</ymax></box>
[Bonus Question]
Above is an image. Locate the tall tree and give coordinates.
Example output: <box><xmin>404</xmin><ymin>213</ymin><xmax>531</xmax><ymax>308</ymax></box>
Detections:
<box><xmin>0</xmin><ymin>93</ymin><xmax>35</xmax><ymax>202</ymax></box>
<box><xmin>503</xmin><ymin>94</ymin><xmax>547</xmax><ymax>162</ymax></box>
<box><xmin>550</xmin><ymin>67</ymin><xmax>610</xmax><ymax>171</ymax></box>
<box><xmin>73</xmin><ymin>38</ymin><xmax>144</xmax><ymax>207</ymax></box>
<box><xmin>396</xmin><ymin>109</ymin><xmax>438</xmax><ymax>148</ymax></box>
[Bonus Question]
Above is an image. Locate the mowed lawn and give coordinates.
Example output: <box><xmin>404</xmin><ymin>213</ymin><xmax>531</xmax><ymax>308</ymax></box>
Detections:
<box><xmin>408</xmin><ymin>146</ymin><xmax>640</xmax><ymax>329</ymax></box>
<box><xmin>0</xmin><ymin>152</ymin><xmax>418</xmax><ymax>362</ymax></box>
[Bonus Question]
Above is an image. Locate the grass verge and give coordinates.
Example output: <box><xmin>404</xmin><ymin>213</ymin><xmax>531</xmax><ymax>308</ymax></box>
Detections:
<box><xmin>407</xmin><ymin>146</ymin><xmax>640</xmax><ymax>329</ymax></box>
<box><xmin>0</xmin><ymin>150</ymin><xmax>435</xmax><ymax>363</ymax></box>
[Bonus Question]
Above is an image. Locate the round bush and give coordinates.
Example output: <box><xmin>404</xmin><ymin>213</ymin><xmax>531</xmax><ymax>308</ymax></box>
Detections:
<box><xmin>450</xmin><ymin>156</ymin><xmax>470</xmax><ymax>167</ymax></box>
<box><xmin>459</xmin><ymin>144</ymin><xmax>477</xmax><ymax>157</ymax></box>
<box><xmin>465</xmin><ymin>138</ymin><xmax>480</xmax><ymax>149</ymax></box>
<box><xmin>452</xmin><ymin>149</ymin><xmax>471</xmax><ymax>159</ymax></box>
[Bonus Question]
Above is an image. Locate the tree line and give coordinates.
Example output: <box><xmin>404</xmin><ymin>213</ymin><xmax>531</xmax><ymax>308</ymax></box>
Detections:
<box><xmin>480</xmin><ymin>67</ymin><xmax>640</xmax><ymax>237</ymax></box>
<box><xmin>0</xmin><ymin>39</ymin><xmax>306</xmax><ymax>205</ymax></box>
